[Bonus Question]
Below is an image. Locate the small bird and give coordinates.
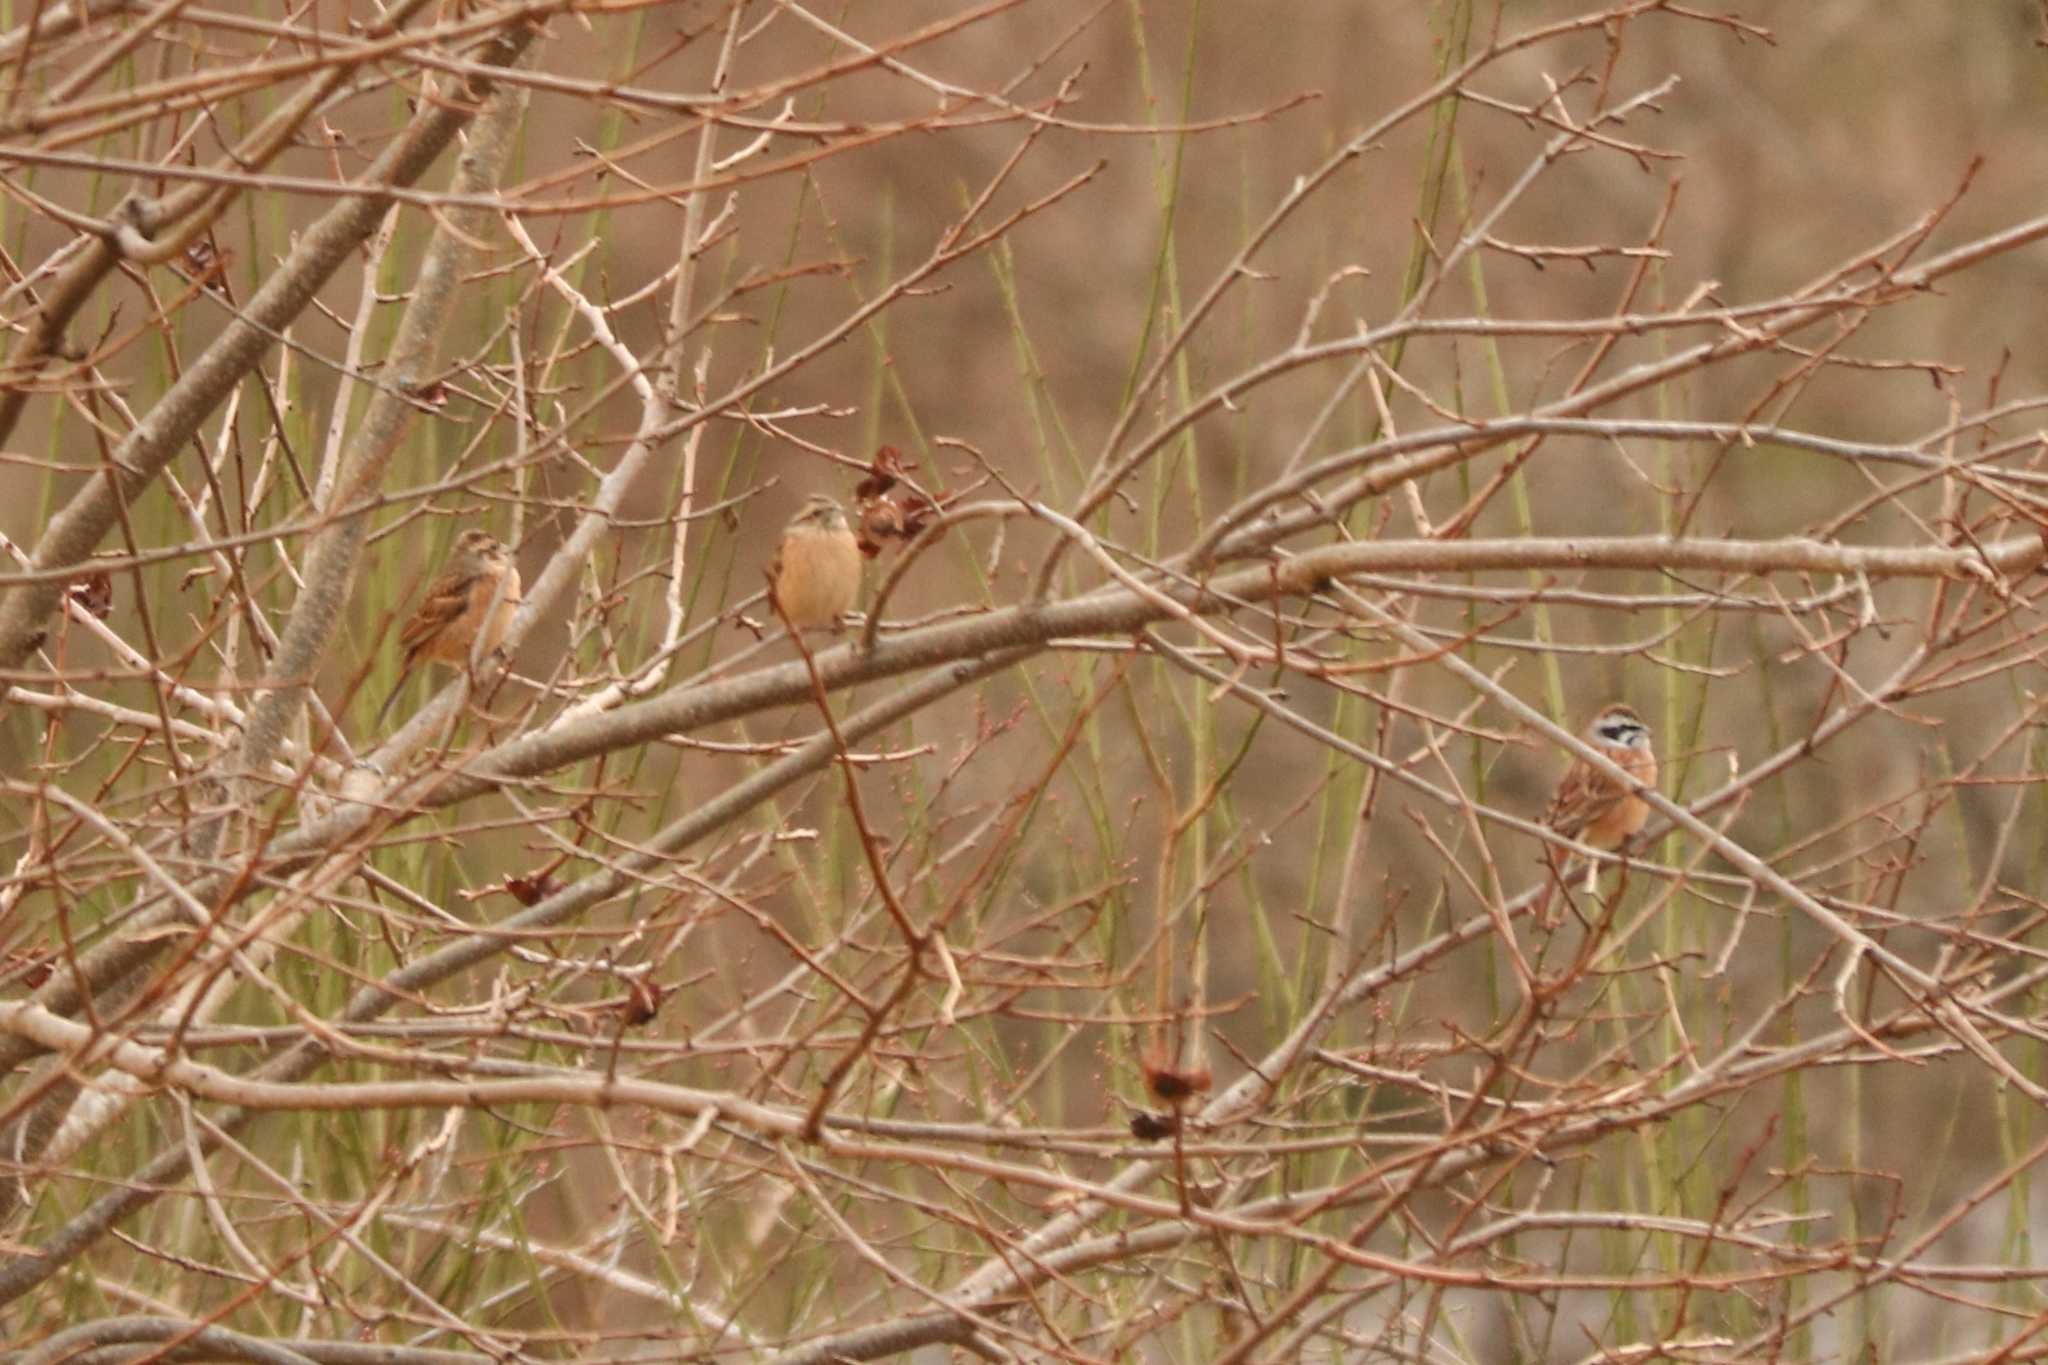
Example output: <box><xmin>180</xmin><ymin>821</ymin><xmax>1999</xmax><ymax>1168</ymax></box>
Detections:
<box><xmin>375</xmin><ymin>528</ymin><xmax>521</xmax><ymax>724</ymax></box>
<box><xmin>1536</xmin><ymin>702</ymin><xmax>1658</xmax><ymax>924</ymax></box>
<box><xmin>767</xmin><ymin>494</ymin><xmax>861</xmax><ymax>630</ymax></box>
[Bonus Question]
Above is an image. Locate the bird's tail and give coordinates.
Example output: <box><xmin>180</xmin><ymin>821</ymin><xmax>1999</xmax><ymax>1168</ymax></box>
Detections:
<box><xmin>374</xmin><ymin>665</ymin><xmax>414</xmax><ymax>728</ymax></box>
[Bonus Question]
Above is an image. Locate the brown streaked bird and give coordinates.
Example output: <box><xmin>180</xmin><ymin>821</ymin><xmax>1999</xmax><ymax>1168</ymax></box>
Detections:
<box><xmin>375</xmin><ymin>528</ymin><xmax>521</xmax><ymax>724</ymax></box>
<box><xmin>1536</xmin><ymin>702</ymin><xmax>1658</xmax><ymax>925</ymax></box>
<box><xmin>767</xmin><ymin>494</ymin><xmax>861</xmax><ymax>630</ymax></box>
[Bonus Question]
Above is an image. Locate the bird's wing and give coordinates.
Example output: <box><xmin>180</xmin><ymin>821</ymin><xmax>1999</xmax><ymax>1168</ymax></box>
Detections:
<box><xmin>399</xmin><ymin>572</ymin><xmax>480</xmax><ymax>660</ymax></box>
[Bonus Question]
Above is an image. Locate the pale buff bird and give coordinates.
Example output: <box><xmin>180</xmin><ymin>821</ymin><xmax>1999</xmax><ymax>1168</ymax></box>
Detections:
<box><xmin>768</xmin><ymin>495</ymin><xmax>861</xmax><ymax>630</ymax></box>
